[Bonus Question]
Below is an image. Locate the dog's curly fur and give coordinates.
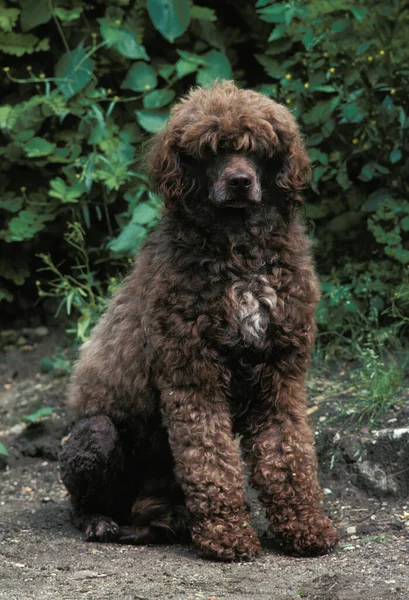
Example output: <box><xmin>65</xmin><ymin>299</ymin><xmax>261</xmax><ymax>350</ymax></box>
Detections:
<box><xmin>60</xmin><ymin>81</ymin><xmax>339</xmax><ymax>561</ymax></box>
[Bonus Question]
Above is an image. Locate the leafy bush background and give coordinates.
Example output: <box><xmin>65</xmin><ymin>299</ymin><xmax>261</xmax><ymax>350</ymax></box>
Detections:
<box><xmin>0</xmin><ymin>0</ymin><xmax>408</xmax><ymax>349</ymax></box>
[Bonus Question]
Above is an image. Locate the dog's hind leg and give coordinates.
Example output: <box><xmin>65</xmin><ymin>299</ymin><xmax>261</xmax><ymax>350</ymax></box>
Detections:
<box><xmin>59</xmin><ymin>415</ymin><xmax>126</xmax><ymax>542</ymax></box>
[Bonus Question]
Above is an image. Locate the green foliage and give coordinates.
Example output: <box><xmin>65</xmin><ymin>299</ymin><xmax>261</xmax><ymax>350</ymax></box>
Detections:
<box><xmin>350</xmin><ymin>346</ymin><xmax>406</xmax><ymax>423</ymax></box>
<box><xmin>21</xmin><ymin>406</ymin><xmax>54</xmax><ymax>424</ymax></box>
<box><xmin>0</xmin><ymin>442</ymin><xmax>9</xmax><ymax>457</ymax></box>
<box><xmin>0</xmin><ymin>0</ymin><xmax>408</xmax><ymax>352</ymax></box>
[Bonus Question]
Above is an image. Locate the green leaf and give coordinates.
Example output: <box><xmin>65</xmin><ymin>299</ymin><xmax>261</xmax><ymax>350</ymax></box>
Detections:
<box><xmin>135</xmin><ymin>110</ymin><xmax>169</xmax><ymax>133</ymax></box>
<box><xmin>191</xmin><ymin>5</ymin><xmax>216</xmax><ymax>21</ymax></box>
<box><xmin>0</xmin><ymin>5</ymin><xmax>20</xmax><ymax>32</ymax></box>
<box><xmin>255</xmin><ymin>55</ymin><xmax>284</xmax><ymax>79</ymax></box>
<box><xmin>98</xmin><ymin>18</ymin><xmax>149</xmax><ymax>60</ymax></box>
<box><xmin>401</xmin><ymin>216</ymin><xmax>409</xmax><ymax>232</ymax></box>
<box><xmin>0</xmin><ymin>442</ymin><xmax>8</xmax><ymax>457</ymax></box>
<box><xmin>0</xmin><ymin>31</ymin><xmax>41</xmax><ymax>56</ymax></box>
<box><xmin>177</xmin><ymin>49</ymin><xmax>208</xmax><ymax>65</ymax></box>
<box><xmin>0</xmin><ymin>105</ymin><xmax>12</xmax><ymax>129</ymax></box>
<box><xmin>77</xmin><ymin>310</ymin><xmax>92</xmax><ymax>342</ymax></box>
<box><xmin>390</xmin><ymin>150</ymin><xmax>402</xmax><ymax>164</ymax></box>
<box><xmin>24</xmin><ymin>137</ymin><xmax>56</xmax><ymax>158</ymax></box>
<box><xmin>121</xmin><ymin>62</ymin><xmax>157</xmax><ymax>92</ymax></box>
<box><xmin>131</xmin><ymin>203</ymin><xmax>157</xmax><ymax>225</ymax></box>
<box><xmin>176</xmin><ymin>58</ymin><xmax>199</xmax><ymax>78</ymax></box>
<box><xmin>257</xmin><ymin>4</ymin><xmax>287</xmax><ymax>23</ymax></box>
<box><xmin>6</xmin><ymin>210</ymin><xmax>53</xmax><ymax>241</ymax></box>
<box><xmin>327</xmin><ymin>211</ymin><xmax>361</xmax><ymax>232</ymax></box>
<box><xmin>108</xmin><ymin>222</ymin><xmax>147</xmax><ymax>254</ymax></box>
<box><xmin>20</xmin><ymin>0</ymin><xmax>51</xmax><ymax>32</ymax></box>
<box><xmin>53</xmin><ymin>7</ymin><xmax>83</xmax><ymax>21</ymax></box>
<box><xmin>147</xmin><ymin>0</ymin><xmax>191</xmax><ymax>43</ymax></box>
<box><xmin>0</xmin><ymin>258</ymin><xmax>30</xmax><ymax>285</ymax></box>
<box><xmin>21</xmin><ymin>406</ymin><xmax>54</xmax><ymax>424</ymax></box>
<box><xmin>55</xmin><ymin>44</ymin><xmax>95</xmax><ymax>100</ymax></box>
<box><xmin>361</xmin><ymin>189</ymin><xmax>390</xmax><ymax>212</ymax></box>
<box><xmin>350</xmin><ymin>7</ymin><xmax>367</xmax><ymax>22</ymax></box>
<box><xmin>0</xmin><ymin>193</ymin><xmax>23</xmax><ymax>213</ymax></box>
<box><xmin>48</xmin><ymin>177</ymin><xmax>85</xmax><ymax>203</ymax></box>
<box><xmin>196</xmin><ymin>50</ymin><xmax>233</xmax><ymax>86</ymax></box>
<box><xmin>143</xmin><ymin>89</ymin><xmax>175</xmax><ymax>109</ymax></box>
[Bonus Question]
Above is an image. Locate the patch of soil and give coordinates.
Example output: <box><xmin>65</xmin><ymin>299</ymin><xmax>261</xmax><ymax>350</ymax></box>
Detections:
<box><xmin>1</xmin><ymin>333</ymin><xmax>408</xmax><ymax>600</ymax></box>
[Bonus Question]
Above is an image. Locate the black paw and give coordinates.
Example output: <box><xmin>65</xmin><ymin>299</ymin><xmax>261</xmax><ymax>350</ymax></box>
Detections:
<box><xmin>85</xmin><ymin>517</ymin><xmax>120</xmax><ymax>543</ymax></box>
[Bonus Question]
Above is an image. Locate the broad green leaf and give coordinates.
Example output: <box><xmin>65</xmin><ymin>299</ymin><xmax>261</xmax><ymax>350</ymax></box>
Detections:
<box><xmin>327</xmin><ymin>211</ymin><xmax>361</xmax><ymax>232</ymax></box>
<box><xmin>143</xmin><ymin>89</ymin><xmax>175</xmax><ymax>109</ymax></box>
<box><xmin>176</xmin><ymin>58</ymin><xmax>199</xmax><ymax>78</ymax></box>
<box><xmin>0</xmin><ymin>105</ymin><xmax>12</xmax><ymax>128</ymax></box>
<box><xmin>361</xmin><ymin>189</ymin><xmax>390</xmax><ymax>212</ymax></box>
<box><xmin>390</xmin><ymin>150</ymin><xmax>402</xmax><ymax>164</ymax></box>
<box><xmin>121</xmin><ymin>62</ymin><xmax>157</xmax><ymax>92</ymax></box>
<box><xmin>0</xmin><ymin>5</ymin><xmax>20</xmax><ymax>32</ymax></box>
<box><xmin>53</xmin><ymin>7</ymin><xmax>83</xmax><ymax>21</ymax></box>
<box><xmin>48</xmin><ymin>177</ymin><xmax>85</xmax><ymax>203</ymax></box>
<box><xmin>55</xmin><ymin>44</ymin><xmax>95</xmax><ymax>100</ymax></box>
<box><xmin>0</xmin><ymin>442</ymin><xmax>8</xmax><ymax>457</ymax></box>
<box><xmin>24</xmin><ymin>137</ymin><xmax>56</xmax><ymax>157</ymax></box>
<box><xmin>191</xmin><ymin>5</ymin><xmax>216</xmax><ymax>21</ymax></box>
<box><xmin>0</xmin><ymin>194</ymin><xmax>23</xmax><ymax>213</ymax></box>
<box><xmin>196</xmin><ymin>50</ymin><xmax>232</xmax><ymax>86</ymax></box>
<box><xmin>6</xmin><ymin>210</ymin><xmax>53</xmax><ymax>241</ymax></box>
<box><xmin>20</xmin><ymin>0</ymin><xmax>51</xmax><ymax>32</ymax></box>
<box><xmin>131</xmin><ymin>203</ymin><xmax>157</xmax><ymax>225</ymax></box>
<box><xmin>98</xmin><ymin>18</ymin><xmax>149</xmax><ymax>60</ymax></box>
<box><xmin>401</xmin><ymin>216</ymin><xmax>409</xmax><ymax>232</ymax></box>
<box><xmin>135</xmin><ymin>110</ymin><xmax>169</xmax><ymax>133</ymax></box>
<box><xmin>257</xmin><ymin>4</ymin><xmax>287</xmax><ymax>23</ymax></box>
<box><xmin>176</xmin><ymin>49</ymin><xmax>208</xmax><ymax>65</ymax></box>
<box><xmin>108</xmin><ymin>222</ymin><xmax>147</xmax><ymax>254</ymax></box>
<box><xmin>255</xmin><ymin>55</ymin><xmax>284</xmax><ymax>79</ymax></box>
<box><xmin>0</xmin><ymin>259</ymin><xmax>30</xmax><ymax>285</ymax></box>
<box><xmin>147</xmin><ymin>0</ymin><xmax>191</xmax><ymax>43</ymax></box>
<box><xmin>21</xmin><ymin>407</ymin><xmax>54</xmax><ymax>424</ymax></box>
<box><xmin>0</xmin><ymin>31</ymin><xmax>41</xmax><ymax>56</ymax></box>
<box><xmin>350</xmin><ymin>7</ymin><xmax>367</xmax><ymax>22</ymax></box>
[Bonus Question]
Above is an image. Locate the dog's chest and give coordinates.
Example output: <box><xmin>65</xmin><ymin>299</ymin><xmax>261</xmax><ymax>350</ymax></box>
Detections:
<box><xmin>225</xmin><ymin>275</ymin><xmax>278</xmax><ymax>348</ymax></box>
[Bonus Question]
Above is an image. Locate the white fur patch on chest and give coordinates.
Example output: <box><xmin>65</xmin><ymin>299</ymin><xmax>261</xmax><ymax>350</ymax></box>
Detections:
<box><xmin>227</xmin><ymin>275</ymin><xmax>277</xmax><ymax>348</ymax></box>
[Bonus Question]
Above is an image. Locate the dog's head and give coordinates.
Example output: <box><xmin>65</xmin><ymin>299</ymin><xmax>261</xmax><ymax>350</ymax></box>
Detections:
<box><xmin>148</xmin><ymin>81</ymin><xmax>310</xmax><ymax>218</ymax></box>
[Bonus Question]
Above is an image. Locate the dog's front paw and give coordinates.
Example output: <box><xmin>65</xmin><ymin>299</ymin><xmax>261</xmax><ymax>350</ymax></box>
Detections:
<box><xmin>85</xmin><ymin>516</ymin><xmax>120</xmax><ymax>543</ymax></box>
<box><xmin>192</xmin><ymin>516</ymin><xmax>262</xmax><ymax>562</ymax></box>
<box><xmin>273</xmin><ymin>514</ymin><xmax>339</xmax><ymax>557</ymax></box>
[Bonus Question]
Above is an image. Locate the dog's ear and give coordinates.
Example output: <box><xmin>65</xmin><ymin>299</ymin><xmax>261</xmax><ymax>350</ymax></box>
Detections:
<box><xmin>276</xmin><ymin>136</ymin><xmax>311</xmax><ymax>204</ymax></box>
<box><xmin>148</xmin><ymin>131</ymin><xmax>184</xmax><ymax>210</ymax></box>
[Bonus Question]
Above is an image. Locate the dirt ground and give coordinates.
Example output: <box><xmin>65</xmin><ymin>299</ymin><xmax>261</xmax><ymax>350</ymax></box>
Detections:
<box><xmin>1</xmin><ymin>330</ymin><xmax>408</xmax><ymax>600</ymax></box>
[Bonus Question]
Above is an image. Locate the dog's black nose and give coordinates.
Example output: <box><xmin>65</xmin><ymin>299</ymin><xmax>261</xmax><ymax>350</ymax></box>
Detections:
<box><xmin>227</xmin><ymin>173</ymin><xmax>252</xmax><ymax>189</ymax></box>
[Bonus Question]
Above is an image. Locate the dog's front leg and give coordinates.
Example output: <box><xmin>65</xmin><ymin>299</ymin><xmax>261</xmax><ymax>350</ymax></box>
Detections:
<box><xmin>242</xmin><ymin>373</ymin><xmax>339</xmax><ymax>556</ymax></box>
<box><xmin>161</xmin><ymin>388</ymin><xmax>261</xmax><ymax>561</ymax></box>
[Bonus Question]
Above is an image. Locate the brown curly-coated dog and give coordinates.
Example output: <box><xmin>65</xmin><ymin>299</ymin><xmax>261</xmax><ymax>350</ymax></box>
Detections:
<box><xmin>60</xmin><ymin>80</ymin><xmax>339</xmax><ymax>561</ymax></box>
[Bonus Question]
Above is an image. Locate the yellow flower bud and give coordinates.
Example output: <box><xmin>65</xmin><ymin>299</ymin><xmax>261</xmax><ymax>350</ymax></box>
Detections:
<box><xmin>379</xmin><ymin>49</ymin><xmax>385</xmax><ymax>55</ymax></box>
<box><xmin>113</xmin><ymin>95</ymin><xmax>120</xmax><ymax>101</ymax></box>
<box><xmin>3</xmin><ymin>66</ymin><xmax>10</xmax><ymax>72</ymax></box>
<box><xmin>390</xmin><ymin>89</ymin><xmax>396</xmax><ymax>95</ymax></box>
<box><xmin>144</xmin><ymin>84</ymin><xmax>151</xmax><ymax>91</ymax></box>
<box><xmin>367</xmin><ymin>56</ymin><xmax>373</xmax><ymax>62</ymax></box>
<box><xmin>323</xmin><ymin>52</ymin><xmax>328</xmax><ymax>57</ymax></box>
<box><xmin>115</xmin><ymin>20</ymin><xmax>122</xmax><ymax>25</ymax></box>
<box><xmin>39</xmin><ymin>73</ymin><xmax>46</xmax><ymax>79</ymax></box>
<box><xmin>107</xmin><ymin>88</ymin><xmax>112</xmax><ymax>94</ymax></box>
<box><xmin>285</xmin><ymin>73</ymin><xmax>291</xmax><ymax>80</ymax></box>
<box><xmin>285</xmin><ymin>98</ymin><xmax>291</xmax><ymax>104</ymax></box>
<box><xmin>20</xmin><ymin>186</ymin><xmax>27</xmax><ymax>192</ymax></box>
<box><xmin>304</xmin><ymin>82</ymin><xmax>309</xmax><ymax>89</ymax></box>
<box><xmin>91</xmin><ymin>32</ymin><xmax>97</xmax><ymax>38</ymax></box>
<box><xmin>75</xmin><ymin>174</ymin><xmax>80</xmax><ymax>179</ymax></box>
<box><xmin>26</xmin><ymin>65</ymin><xmax>32</xmax><ymax>71</ymax></box>
<box><xmin>329</xmin><ymin>67</ymin><xmax>336</xmax><ymax>74</ymax></box>
<box><xmin>352</xmin><ymin>138</ymin><xmax>359</xmax><ymax>145</ymax></box>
